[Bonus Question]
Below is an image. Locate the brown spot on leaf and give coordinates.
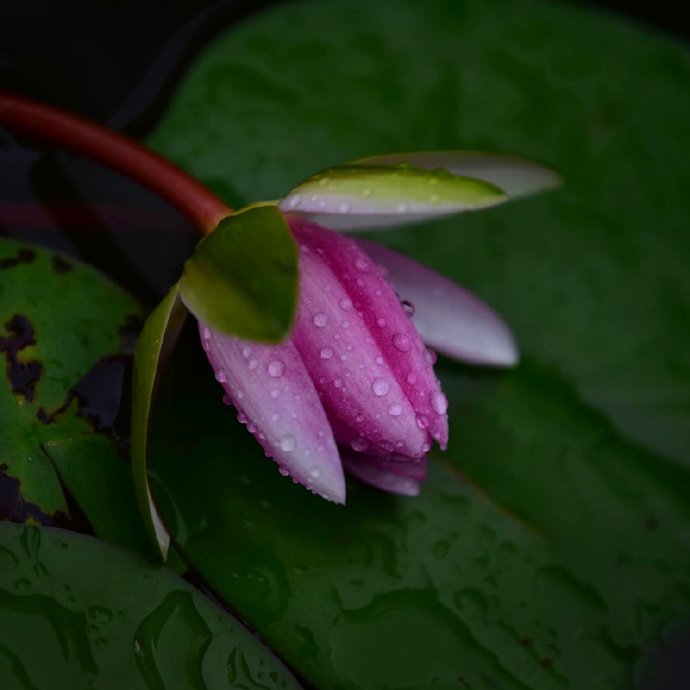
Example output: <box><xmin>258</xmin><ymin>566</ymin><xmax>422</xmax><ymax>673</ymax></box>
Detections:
<box><xmin>0</xmin><ymin>463</ymin><xmax>70</xmax><ymax>526</ymax></box>
<box><xmin>0</xmin><ymin>314</ymin><xmax>42</xmax><ymax>402</ymax></box>
<box><xmin>0</xmin><ymin>247</ymin><xmax>36</xmax><ymax>269</ymax></box>
<box><xmin>51</xmin><ymin>255</ymin><xmax>73</xmax><ymax>273</ymax></box>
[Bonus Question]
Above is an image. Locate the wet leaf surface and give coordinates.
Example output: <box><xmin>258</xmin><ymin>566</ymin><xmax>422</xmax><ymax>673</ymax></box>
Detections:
<box><xmin>0</xmin><ymin>523</ymin><xmax>303</xmax><ymax>690</ymax></box>
<box><xmin>146</xmin><ymin>0</ymin><xmax>690</xmax><ymax>688</ymax></box>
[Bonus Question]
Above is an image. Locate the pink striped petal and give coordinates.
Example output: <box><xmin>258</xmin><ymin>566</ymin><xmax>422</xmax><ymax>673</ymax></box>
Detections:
<box><xmin>358</xmin><ymin>240</ymin><xmax>518</xmax><ymax>367</ymax></box>
<box><xmin>199</xmin><ymin>322</ymin><xmax>346</xmax><ymax>503</ymax></box>
<box><xmin>291</xmin><ymin>219</ymin><xmax>448</xmax><ymax>452</ymax></box>
<box><xmin>342</xmin><ymin>453</ymin><xmax>428</xmax><ymax>496</ymax></box>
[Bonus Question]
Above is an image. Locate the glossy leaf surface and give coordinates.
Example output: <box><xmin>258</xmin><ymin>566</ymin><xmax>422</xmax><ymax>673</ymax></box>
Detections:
<box><xmin>147</xmin><ymin>0</ymin><xmax>690</xmax><ymax>687</ymax></box>
<box><xmin>0</xmin><ymin>523</ymin><xmax>303</xmax><ymax>690</ymax></box>
<box><xmin>179</xmin><ymin>206</ymin><xmax>298</xmax><ymax>341</ymax></box>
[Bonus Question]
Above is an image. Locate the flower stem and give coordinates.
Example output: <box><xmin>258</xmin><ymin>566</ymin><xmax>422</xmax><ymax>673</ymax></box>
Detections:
<box><xmin>0</xmin><ymin>90</ymin><xmax>230</xmax><ymax>234</ymax></box>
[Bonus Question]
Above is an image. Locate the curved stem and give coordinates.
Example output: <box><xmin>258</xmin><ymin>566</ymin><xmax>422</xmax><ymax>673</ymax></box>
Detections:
<box><xmin>0</xmin><ymin>90</ymin><xmax>230</xmax><ymax>234</ymax></box>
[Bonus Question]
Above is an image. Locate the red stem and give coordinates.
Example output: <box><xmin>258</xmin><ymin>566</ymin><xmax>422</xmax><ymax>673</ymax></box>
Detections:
<box><xmin>0</xmin><ymin>91</ymin><xmax>231</xmax><ymax>234</ymax></box>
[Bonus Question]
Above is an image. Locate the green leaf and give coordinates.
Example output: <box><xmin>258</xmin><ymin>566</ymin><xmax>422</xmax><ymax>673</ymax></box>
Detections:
<box><xmin>0</xmin><ymin>239</ymin><xmax>148</xmax><ymax>545</ymax></box>
<box><xmin>147</xmin><ymin>0</ymin><xmax>690</xmax><ymax>687</ymax></box>
<box><xmin>131</xmin><ymin>285</ymin><xmax>187</xmax><ymax>559</ymax></box>
<box><xmin>179</xmin><ymin>206</ymin><xmax>298</xmax><ymax>341</ymax></box>
<box><xmin>278</xmin><ymin>163</ymin><xmax>506</xmax><ymax>231</ymax></box>
<box><xmin>0</xmin><ymin>523</ymin><xmax>303</xmax><ymax>690</ymax></box>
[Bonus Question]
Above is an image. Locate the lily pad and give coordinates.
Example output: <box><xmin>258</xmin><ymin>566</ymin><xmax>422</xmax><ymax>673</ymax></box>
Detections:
<box><xmin>0</xmin><ymin>522</ymin><xmax>302</xmax><ymax>690</ymax></box>
<box><xmin>0</xmin><ymin>238</ymin><xmax>149</xmax><ymax>552</ymax></box>
<box><xmin>146</xmin><ymin>0</ymin><xmax>690</xmax><ymax>687</ymax></box>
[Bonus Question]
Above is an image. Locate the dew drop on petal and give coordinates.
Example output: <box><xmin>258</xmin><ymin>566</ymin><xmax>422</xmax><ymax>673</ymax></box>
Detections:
<box><xmin>424</xmin><ymin>348</ymin><xmax>438</xmax><ymax>365</ymax></box>
<box><xmin>338</xmin><ymin>201</ymin><xmax>352</xmax><ymax>213</ymax></box>
<box><xmin>375</xmin><ymin>355</ymin><xmax>384</xmax><ymax>366</ymax></box>
<box><xmin>248</xmin><ymin>358</ymin><xmax>258</xmax><ymax>371</ymax></box>
<box><xmin>279</xmin><ymin>466</ymin><xmax>290</xmax><ymax>477</ymax></box>
<box><xmin>202</xmin><ymin>327</ymin><xmax>211</xmax><ymax>340</ymax></box>
<box><xmin>406</xmin><ymin>372</ymin><xmax>418</xmax><ymax>385</ymax></box>
<box><xmin>267</xmin><ymin>360</ymin><xmax>285</xmax><ymax>378</ymax></box>
<box><xmin>376</xmin><ymin>317</ymin><xmax>386</xmax><ymax>328</ymax></box>
<box><xmin>320</xmin><ymin>346</ymin><xmax>334</xmax><ymax>360</ymax></box>
<box><xmin>402</xmin><ymin>300</ymin><xmax>415</xmax><ymax>317</ymax></box>
<box><xmin>287</xmin><ymin>194</ymin><xmax>301</xmax><ymax>209</ymax></box>
<box><xmin>396</xmin><ymin>202</ymin><xmax>408</xmax><ymax>213</ymax></box>
<box><xmin>351</xmin><ymin>438</ymin><xmax>369</xmax><ymax>452</ymax></box>
<box><xmin>392</xmin><ymin>333</ymin><xmax>410</xmax><ymax>352</ymax></box>
<box><xmin>334</xmin><ymin>378</ymin><xmax>344</xmax><ymax>389</ymax></box>
<box><xmin>215</xmin><ymin>369</ymin><xmax>227</xmax><ymax>383</ymax></box>
<box><xmin>339</xmin><ymin>297</ymin><xmax>353</xmax><ymax>311</ymax></box>
<box><xmin>431</xmin><ymin>391</ymin><xmax>449</xmax><ymax>415</ymax></box>
<box><xmin>388</xmin><ymin>402</ymin><xmax>403</xmax><ymax>417</ymax></box>
<box><xmin>354</xmin><ymin>257</ymin><xmax>369</xmax><ymax>272</ymax></box>
<box><xmin>270</xmin><ymin>389</ymin><xmax>280</xmax><ymax>399</ymax></box>
<box><xmin>310</xmin><ymin>467</ymin><xmax>321</xmax><ymax>479</ymax></box>
<box><xmin>372</xmin><ymin>378</ymin><xmax>389</xmax><ymax>396</ymax></box>
<box><xmin>279</xmin><ymin>435</ymin><xmax>296</xmax><ymax>452</ymax></box>
<box><xmin>242</xmin><ymin>346</ymin><xmax>252</xmax><ymax>358</ymax></box>
<box><xmin>416</xmin><ymin>414</ymin><xmax>429</xmax><ymax>429</ymax></box>
<box><xmin>313</xmin><ymin>312</ymin><xmax>328</xmax><ymax>327</ymax></box>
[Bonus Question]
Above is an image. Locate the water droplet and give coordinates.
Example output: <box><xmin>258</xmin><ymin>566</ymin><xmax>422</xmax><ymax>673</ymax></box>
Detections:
<box><xmin>376</xmin><ymin>263</ymin><xmax>389</xmax><ymax>278</ymax></box>
<box><xmin>267</xmin><ymin>360</ymin><xmax>284</xmax><ymax>378</ymax></box>
<box><xmin>215</xmin><ymin>369</ymin><xmax>227</xmax><ymax>383</ymax></box>
<box><xmin>334</xmin><ymin>378</ymin><xmax>344</xmax><ymax>389</ymax></box>
<box><xmin>376</xmin><ymin>317</ymin><xmax>386</xmax><ymax>328</ymax></box>
<box><xmin>248</xmin><ymin>358</ymin><xmax>258</xmax><ymax>370</ymax></box>
<box><xmin>222</xmin><ymin>394</ymin><xmax>232</xmax><ymax>406</ymax></box>
<box><xmin>339</xmin><ymin>297</ymin><xmax>353</xmax><ymax>311</ymax></box>
<box><xmin>396</xmin><ymin>202</ymin><xmax>408</xmax><ymax>213</ymax></box>
<box><xmin>310</xmin><ymin>467</ymin><xmax>321</xmax><ymax>479</ymax></box>
<box><xmin>202</xmin><ymin>327</ymin><xmax>211</xmax><ymax>340</ymax></box>
<box><xmin>424</xmin><ymin>348</ymin><xmax>437</xmax><ymax>365</ymax></box>
<box><xmin>313</xmin><ymin>312</ymin><xmax>328</xmax><ymax>327</ymax></box>
<box><xmin>238</xmin><ymin>412</ymin><xmax>247</xmax><ymax>424</ymax></box>
<box><xmin>372</xmin><ymin>378</ymin><xmax>389</xmax><ymax>396</ymax></box>
<box><xmin>392</xmin><ymin>333</ymin><xmax>410</xmax><ymax>352</ymax></box>
<box><xmin>320</xmin><ymin>347</ymin><xmax>334</xmax><ymax>360</ymax></box>
<box><xmin>287</xmin><ymin>194</ymin><xmax>301</xmax><ymax>209</ymax></box>
<box><xmin>318</xmin><ymin>176</ymin><xmax>330</xmax><ymax>187</ymax></box>
<box><xmin>431</xmin><ymin>391</ymin><xmax>448</xmax><ymax>415</ymax></box>
<box><xmin>402</xmin><ymin>300</ymin><xmax>415</xmax><ymax>317</ymax></box>
<box><xmin>375</xmin><ymin>355</ymin><xmax>384</xmax><ymax>365</ymax></box>
<box><xmin>242</xmin><ymin>346</ymin><xmax>252</xmax><ymax>358</ymax></box>
<box><xmin>351</xmin><ymin>438</ymin><xmax>369</xmax><ymax>452</ymax></box>
<box><xmin>279</xmin><ymin>467</ymin><xmax>289</xmax><ymax>477</ymax></box>
<box><xmin>338</xmin><ymin>201</ymin><xmax>352</xmax><ymax>213</ymax></box>
<box><xmin>406</xmin><ymin>372</ymin><xmax>417</xmax><ymax>385</ymax></box>
<box><xmin>430</xmin><ymin>193</ymin><xmax>440</xmax><ymax>203</ymax></box>
<box><xmin>416</xmin><ymin>414</ymin><xmax>429</xmax><ymax>429</ymax></box>
<box><xmin>388</xmin><ymin>403</ymin><xmax>403</xmax><ymax>416</ymax></box>
<box><xmin>270</xmin><ymin>388</ymin><xmax>280</xmax><ymax>399</ymax></box>
<box><xmin>279</xmin><ymin>435</ymin><xmax>296</xmax><ymax>452</ymax></box>
<box><xmin>354</xmin><ymin>256</ymin><xmax>369</xmax><ymax>272</ymax></box>
<box><xmin>356</xmin><ymin>277</ymin><xmax>365</xmax><ymax>287</ymax></box>
<box><xmin>300</xmin><ymin>243</ymin><xmax>310</xmax><ymax>253</ymax></box>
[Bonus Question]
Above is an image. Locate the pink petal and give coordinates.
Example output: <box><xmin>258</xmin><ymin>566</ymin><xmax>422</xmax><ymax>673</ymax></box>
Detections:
<box><xmin>199</xmin><ymin>322</ymin><xmax>346</xmax><ymax>503</ymax></box>
<box><xmin>291</xmin><ymin>219</ymin><xmax>449</xmax><ymax>452</ymax></box>
<box><xmin>342</xmin><ymin>453</ymin><xmax>428</xmax><ymax>496</ymax></box>
<box><xmin>358</xmin><ymin>240</ymin><xmax>518</xmax><ymax>367</ymax></box>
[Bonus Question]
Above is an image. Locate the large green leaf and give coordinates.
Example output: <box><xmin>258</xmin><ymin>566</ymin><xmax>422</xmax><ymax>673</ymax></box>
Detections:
<box><xmin>0</xmin><ymin>238</ymin><xmax>150</xmax><ymax>552</ymax></box>
<box><xmin>0</xmin><ymin>523</ymin><xmax>302</xmax><ymax>690</ymax></box>
<box><xmin>145</xmin><ymin>0</ymin><xmax>690</xmax><ymax>687</ymax></box>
